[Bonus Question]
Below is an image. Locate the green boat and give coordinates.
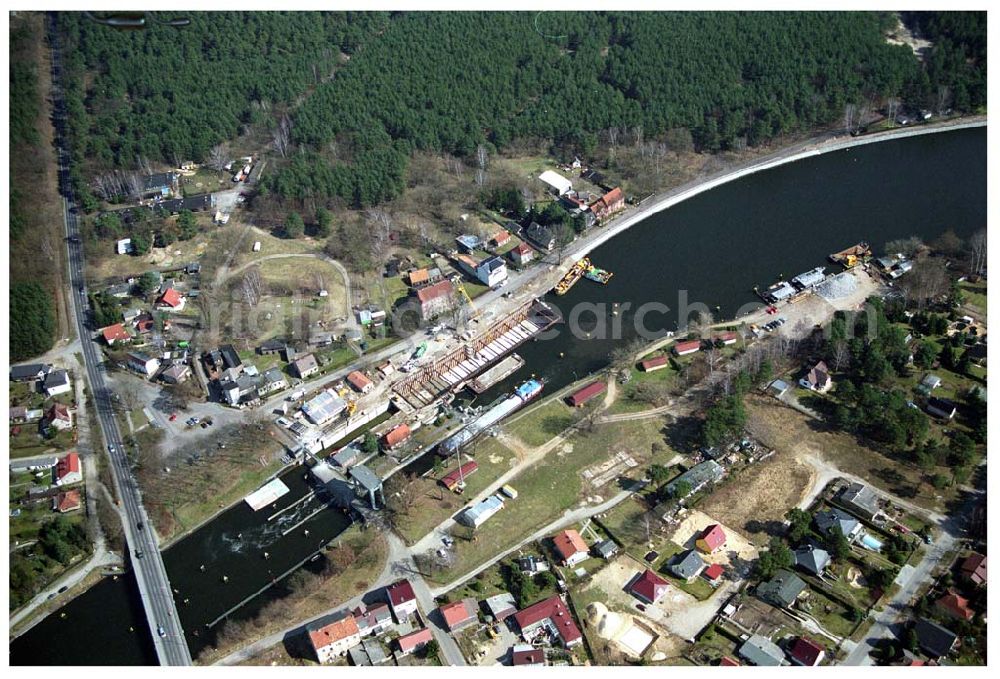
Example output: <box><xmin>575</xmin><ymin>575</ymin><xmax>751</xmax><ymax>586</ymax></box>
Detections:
<box><xmin>584</xmin><ymin>265</ymin><xmax>613</xmax><ymax>284</ymax></box>
<box><xmin>413</xmin><ymin>341</ymin><xmax>428</xmax><ymax>359</ymax></box>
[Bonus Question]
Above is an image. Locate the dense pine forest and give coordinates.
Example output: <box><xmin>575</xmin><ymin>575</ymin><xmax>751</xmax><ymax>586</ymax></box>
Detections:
<box><xmin>55</xmin><ymin>11</ymin><xmax>986</xmax><ymax>214</ymax></box>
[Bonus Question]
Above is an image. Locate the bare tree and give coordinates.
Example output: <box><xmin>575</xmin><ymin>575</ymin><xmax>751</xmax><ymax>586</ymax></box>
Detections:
<box><xmin>936</xmin><ymin>85</ymin><xmax>953</xmax><ymax>116</ymax></box>
<box><xmin>843</xmin><ymin>103</ymin><xmax>857</xmax><ymax>135</ymax></box>
<box><xmin>886</xmin><ymin>97</ymin><xmax>900</xmax><ymax>127</ymax></box>
<box><xmin>968</xmin><ymin>229</ymin><xmax>987</xmax><ymax>276</ymax></box>
<box><xmin>831</xmin><ymin>340</ymin><xmax>850</xmax><ymax>372</ymax></box>
<box><xmin>207</xmin><ymin>144</ymin><xmax>229</xmax><ymax>171</ymax></box>
<box><xmin>885</xmin><ymin>236</ymin><xmax>924</xmax><ymax>258</ymax></box>
<box><xmin>273</xmin><ymin>115</ymin><xmax>293</xmax><ymax>158</ymax></box>
<box><xmin>118</xmin><ymin>382</ymin><xmax>143</xmax><ymax>412</ymax></box>
<box><xmin>241</xmin><ymin>266</ymin><xmax>263</xmax><ymax>307</ymax></box>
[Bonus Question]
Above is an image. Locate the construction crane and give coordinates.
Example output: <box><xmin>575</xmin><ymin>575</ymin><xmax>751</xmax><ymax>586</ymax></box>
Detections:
<box><xmin>452</xmin><ymin>277</ymin><xmax>481</xmax><ymax>321</ymax></box>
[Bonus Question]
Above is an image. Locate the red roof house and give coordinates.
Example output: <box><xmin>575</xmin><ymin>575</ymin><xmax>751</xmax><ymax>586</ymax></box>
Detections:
<box><xmin>552</xmin><ymin>529</ymin><xmax>589</xmax><ymax>566</ymax></box>
<box><xmin>158</xmin><ymin>288</ymin><xmax>184</xmax><ymax>309</ymax></box>
<box><xmin>439</xmin><ymin>599</ymin><xmax>477</xmax><ymax>632</ymax></box>
<box><xmin>695</xmin><ymin>524</ymin><xmax>727</xmax><ymax>553</ymax></box>
<box><xmin>936</xmin><ymin>591</ymin><xmax>975</xmax><ymax>621</ymax></box>
<box><xmin>715</xmin><ymin>331</ymin><xmax>739</xmax><ymax>345</ymax></box>
<box><xmin>511</xmin><ymin>242</ymin><xmax>534</xmax><ymax>266</ymax></box>
<box><xmin>640</xmin><ymin>355</ymin><xmax>669</xmax><ymax>372</ymax></box>
<box><xmin>789</xmin><ymin>637</ymin><xmax>826</xmax><ymax>666</ymax></box>
<box><xmin>702</xmin><ymin>563</ymin><xmax>725</xmax><ymax>586</ymax></box>
<box><xmin>383</xmin><ymin>423</ymin><xmax>411</xmax><ymax>449</ymax></box>
<box><xmin>566</xmin><ymin>380</ymin><xmax>606</xmax><ymax>407</ymax></box>
<box><xmin>628</xmin><ymin>569</ymin><xmax>670</xmax><ymax>604</ymax></box>
<box><xmin>589</xmin><ymin>187</ymin><xmax>625</xmax><ymax>221</ymax></box>
<box><xmin>385</xmin><ymin>580</ymin><xmax>418</xmax><ymax>620</ymax></box>
<box><xmin>513</xmin><ymin>596</ymin><xmax>582</xmax><ymax>647</ymax></box>
<box><xmin>396</xmin><ymin>628</ymin><xmax>433</xmax><ymax>655</ymax></box>
<box><xmin>55</xmin><ymin>452</ymin><xmax>82</xmax><ymax>485</ymax></box>
<box><xmin>346</xmin><ymin>370</ymin><xmax>373</xmax><ymax>393</ymax></box>
<box><xmin>960</xmin><ymin>553</ymin><xmax>987</xmax><ymax>586</ymax></box>
<box><xmin>490</xmin><ymin>231</ymin><xmax>512</xmax><ymax>247</ymax></box>
<box><xmin>673</xmin><ymin>340</ymin><xmax>701</xmax><ymax>356</ymax></box>
<box><xmin>720</xmin><ymin>656</ymin><xmax>741</xmax><ymax>666</ymax></box>
<box><xmin>101</xmin><ymin>323</ymin><xmax>132</xmax><ymax>345</ymax></box>
<box><xmin>53</xmin><ymin>489</ymin><xmax>82</xmax><ymax>513</ymax></box>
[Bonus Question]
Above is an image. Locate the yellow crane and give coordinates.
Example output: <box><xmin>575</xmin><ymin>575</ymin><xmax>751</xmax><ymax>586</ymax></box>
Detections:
<box><xmin>452</xmin><ymin>277</ymin><xmax>481</xmax><ymax>320</ymax></box>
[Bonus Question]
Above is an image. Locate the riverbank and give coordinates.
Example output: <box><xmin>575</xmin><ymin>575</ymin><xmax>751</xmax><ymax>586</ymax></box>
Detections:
<box><xmin>557</xmin><ymin>116</ymin><xmax>987</xmax><ymax>275</ymax></box>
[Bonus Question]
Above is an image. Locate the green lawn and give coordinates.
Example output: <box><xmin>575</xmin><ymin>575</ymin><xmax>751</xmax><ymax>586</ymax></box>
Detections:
<box><xmin>506</xmin><ymin>399</ymin><xmax>576</xmax><ymax>447</ymax></box>
<box><xmin>394</xmin><ymin>437</ymin><xmax>516</xmax><ymax>545</ymax></box>
<box><xmin>608</xmin><ymin>361</ymin><xmax>678</xmax><ymax>415</ymax></box>
<box><xmin>429</xmin><ymin>419</ymin><xmax>663</xmax><ymax>584</ymax></box>
<box><xmin>9</xmin><ymin>427</ymin><xmax>75</xmax><ymax>459</ymax></box>
<box><xmin>798</xmin><ymin>586</ymin><xmax>858</xmax><ymax>638</ymax></box>
<box><xmin>958</xmin><ymin>281</ymin><xmax>987</xmax><ymax>320</ymax></box>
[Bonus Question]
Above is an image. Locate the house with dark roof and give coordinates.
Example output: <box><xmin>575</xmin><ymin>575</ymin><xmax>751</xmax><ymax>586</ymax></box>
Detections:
<box><xmin>43</xmin><ymin>369</ymin><xmax>71</xmax><ymax>397</ymax></box>
<box><xmin>696</xmin><ymin>524</ymin><xmax>727</xmax><ymax>553</ymax></box>
<box><xmin>594</xmin><ymin>539</ymin><xmax>619</xmax><ymax>560</ymax></box>
<box><xmin>799</xmin><ymin>360</ymin><xmax>832</xmax><ymax>392</ymax></box>
<box><xmin>926</xmin><ymin>396</ymin><xmax>957</xmax><ymax>420</ymax></box>
<box><xmin>258</xmin><ymin>338</ymin><xmax>287</xmax><ymax>355</ymax></box>
<box><xmin>960</xmin><ymin>553</ymin><xmax>987</xmax><ymax>586</ymax></box>
<box><xmin>669</xmin><ymin>550</ymin><xmax>706</xmax><ymax>581</ymax></box>
<box><xmin>348</xmin><ymin>638</ymin><xmax>389</xmax><ymax>666</ymax></box>
<box><xmin>814</xmin><ymin>508</ymin><xmax>862</xmax><ymax>541</ymax></box>
<box><xmin>513</xmin><ymin>595</ymin><xmax>582</xmax><ymax>648</ymax></box>
<box><xmin>837</xmin><ymin>482</ymin><xmax>880</xmax><ymax>521</ymax></box>
<box><xmin>628</xmin><ymin>569</ymin><xmax>670</xmax><ymax>604</ymax></box>
<box><xmin>484</xmin><ymin>592</ymin><xmax>517</xmax><ymax>621</ymax></box>
<box><xmin>385</xmin><ymin>580</ymin><xmax>418</xmax><ymax>621</ymax></box>
<box><xmin>913</xmin><ymin>618</ymin><xmax>959</xmax><ymax>658</ymax></box>
<box><xmin>511</xmin><ymin>643</ymin><xmax>545</xmax><ymax>666</ymax></box>
<box><xmin>794</xmin><ymin>545</ymin><xmax>831</xmax><ymax>576</ymax></box>
<box><xmin>352</xmin><ymin>602</ymin><xmax>393</xmax><ymax>637</ymax></box>
<box><xmin>788</xmin><ymin>636</ymin><xmax>826</xmax><ymax>666</ymax></box>
<box><xmin>738</xmin><ymin>634</ymin><xmax>787</xmax><ymax>666</ymax></box>
<box><xmin>525</xmin><ymin>222</ymin><xmax>555</xmax><ymax>251</ymax></box>
<box><xmin>664</xmin><ymin>460</ymin><xmax>724</xmax><ymax>499</ymax></box>
<box><xmin>757</xmin><ymin>569</ymin><xmax>806</xmax><ymax>609</ymax></box>
<box><xmin>10</xmin><ymin>363</ymin><xmax>51</xmax><ymax>382</ymax></box>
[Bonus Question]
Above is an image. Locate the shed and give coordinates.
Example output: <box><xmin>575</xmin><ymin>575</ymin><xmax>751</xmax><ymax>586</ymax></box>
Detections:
<box><xmin>538</xmin><ymin>170</ymin><xmax>573</xmax><ymax>196</ymax></box>
<box><xmin>567</xmin><ymin>380</ymin><xmax>606</xmax><ymax>407</ymax></box>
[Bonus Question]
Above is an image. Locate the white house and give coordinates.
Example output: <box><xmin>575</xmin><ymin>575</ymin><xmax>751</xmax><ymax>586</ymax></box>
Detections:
<box><xmin>43</xmin><ymin>370</ymin><xmax>72</xmax><ymax>397</ymax></box>
<box><xmin>116</xmin><ymin>238</ymin><xmax>134</xmax><ymax>255</ymax></box>
<box><xmin>538</xmin><ymin>170</ymin><xmax>573</xmax><ymax>196</ymax></box>
<box><xmin>127</xmin><ymin>352</ymin><xmax>161</xmax><ymax>377</ymax></box>
<box><xmin>306</xmin><ymin>611</ymin><xmax>362</xmax><ymax>663</ymax></box>
<box><xmin>476</xmin><ymin>256</ymin><xmax>508</xmax><ymax>288</ymax></box>
<box><xmin>385</xmin><ymin>580</ymin><xmax>419</xmax><ymax>621</ymax></box>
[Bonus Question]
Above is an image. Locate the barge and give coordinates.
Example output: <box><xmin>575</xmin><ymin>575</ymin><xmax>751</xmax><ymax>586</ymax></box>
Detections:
<box><xmin>469</xmin><ymin>353</ymin><xmax>525</xmax><ymax>394</ymax></box>
<box><xmin>829</xmin><ymin>242</ymin><xmax>871</xmax><ymax>268</ymax></box>
<box><xmin>584</xmin><ymin>262</ymin><xmax>614</xmax><ymax>284</ymax></box>
<box><xmin>555</xmin><ymin>258</ymin><xmax>590</xmax><ymax>295</ymax></box>
<box><xmin>438</xmin><ymin>379</ymin><xmax>543</xmax><ymax>456</ymax></box>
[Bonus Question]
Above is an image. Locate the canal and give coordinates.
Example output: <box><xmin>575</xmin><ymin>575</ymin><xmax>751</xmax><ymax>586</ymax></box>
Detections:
<box><xmin>9</xmin><ymin>126</ymin><xmax>985</xmax><ymax>665</ymax></box>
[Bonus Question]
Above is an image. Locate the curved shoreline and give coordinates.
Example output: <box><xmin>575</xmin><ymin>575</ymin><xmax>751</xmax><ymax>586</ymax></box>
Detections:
<box><xmin>562</xmin><ymin>117</ymin><xmax>987</xmax><ymax>265</ymax></box>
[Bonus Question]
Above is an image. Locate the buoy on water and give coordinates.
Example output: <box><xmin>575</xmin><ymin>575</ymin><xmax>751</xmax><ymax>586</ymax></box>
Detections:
<box><xmin>264</xmin><ymin>551</ymin><xmax>270</xmax><ymax>559</ymax></box>
<box><xmin>559</xmin><ymin>352</ymin><xmax>564</xmax><ymax>358</ymax></box>
<box><xmin>184</xmin><ymin>598</ymin><xmax>190</xmax><ymax>605</ymax></box>
<box><xmin>222</xmin><ymin>575</ymin><xmax>229</xmax><ymax>583</ymax></box>
<box><xmin>129</xmin><ymin>626</ymin><xmax>134</xmax><ymax>632</ymax></box>
<box><xmin>199</xmin><ymin>564</ymin><xmax>205</xmax><ymax>571</ymax></box>
<box><xmin>304</xmin><ymin>529</ymin><xmax>310</xmax><ymax>537</ymax></box>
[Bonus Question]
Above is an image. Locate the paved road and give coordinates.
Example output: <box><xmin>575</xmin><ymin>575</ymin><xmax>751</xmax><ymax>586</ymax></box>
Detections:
<box><xmin>841</xmin><ymin>490</ymin><xmax>979</xmax><ymax>665</ymax></box>
<box><xmin>47</xmin><ymin>15</ymin><xmax>191</xmax><ymax>665</ymax></box>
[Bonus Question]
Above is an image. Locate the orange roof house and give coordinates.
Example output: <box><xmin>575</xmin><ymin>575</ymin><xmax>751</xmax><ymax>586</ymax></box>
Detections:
<box><xmin>158</xmin><ymin>288</ymin><xmax>184</xmax><ymax>308</ymax></box>
<box><xmin>936</xmin><ymin>591</ymin><xmax>975</xmax><ymax>621</ymax></box>
<box><xmin>101</xmin><ymin>323</ymin><xmax>132</xmax><ymax>345</ymax></box>
<box><xmin>53</xmin><ymin>489</ymin><xmax>82</xmax><ymax>513</ymax></box>
<box><xmin>409</xmin><ymin>268</ymin><xmax>430</xmax><ymax>286</ymax></box>
<box><xmin>552</xmin><ymin>529</ymin><xmax>589</xmax><ymax>566</ymax></box>
<box><xmin>383</xmin><ymin>423</ymin><xmax>411</xmax><ymax>449</ymax></box>
<box><xmin>346</xmin><ymin>370</ymin><xmax>373</xmax><ymax>393</ymax></box>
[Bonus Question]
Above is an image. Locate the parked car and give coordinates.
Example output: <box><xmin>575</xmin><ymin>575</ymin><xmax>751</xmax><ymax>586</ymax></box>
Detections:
<box><xmin>169</xmin><ymin>413</ymin><xmax>178</xmax><ymax>421</ymax></box>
